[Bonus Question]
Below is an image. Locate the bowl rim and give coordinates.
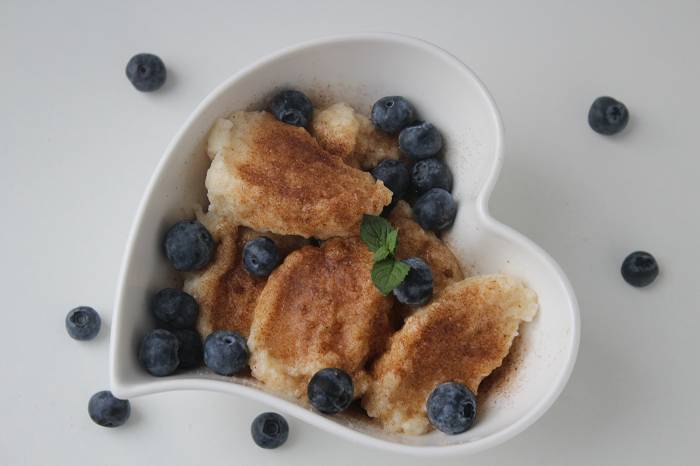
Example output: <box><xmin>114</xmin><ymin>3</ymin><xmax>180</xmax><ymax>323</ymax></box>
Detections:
<box><xmin>110</xmin><ymin>32</ymin><xmax>580</xmax><ymax>457</ymax></box>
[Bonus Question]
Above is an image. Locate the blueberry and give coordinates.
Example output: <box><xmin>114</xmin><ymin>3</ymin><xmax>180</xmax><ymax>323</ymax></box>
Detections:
<box><xmin>88</xmin><ymin>390</ymin><xmax>131</xmax><ymax>428</ymax></box>
<box><xmin>125</xmin><ymin>53</ymin><xmax>167</xmax><ymax>92</ymax></box>
<box><xmin>65</xmin><ymin>306</ymin><xmax>101</xmax><ymax>341</ymax></box>
<box><xmin>411</xmin><ymin>158</ymin><xmax>453</xmax><ymax>195</ymax></box>
<box><xmin>399</xmin><ymin>122</ymin><xmax>443</xmax><ymax>160</ymax></box>
<box><xmin>269</xmin><ymin>90</ymin><xmax>313</xmax><ymax>127</ymax></box>
<box><xmin>588</xmin><ymin>96</ymin><xmax>629</xmax><ymax>135</ymax></box>
<box><xmin>138</xmin><ymin>329</ymin><xmax>180</xmax><ymax>376</ymax></box>
<box><xmin>371</xmin><ymin>159</ymin><xmax>409</xmax><ymax>210</ymax></box>
<box><xmin>392</xmin><ymin>257</ymin><xmax>433</xmax><ymax>306</ymax></box>
<box><xmin>173</xmin><ymin>329</ymin><xmax>203</xmax><ymax>369</ymax></box>
<box><xmin>621</xmin><ymin>251</ymin><xmax>659</xmax><ymax>287</ymax></box>
<box><xmin>203</xmin><ymin>331</ymin><xmax>249</xmax><ymax>376</ymax></box>
<box><xmin>371</xmin><ymin>96</ymin><xmax>415</xmax><ymax>133</ymax></box>
<box><xmin>307</xmin><ymin>368</ymin><xmax>353</xmax><ymax>414</ymax></box>
<box><xmin>251</xmin><ymin>412</ymin><xmax>289</xmax><ymax>449</ymax></box>
<box><xmin>413</xmin><ymin>188</ymin><xmax>457</xmax><ymax>232</ymax></box>
<box><xmin>426</xmin><ymin>382</ymin><xmax>477</xmax><ymax>434</ymax></box>
<box><xmin>151</xmin><ymin>288</ymin><xmax>199</xmax><ymax>329</ymax></box>
<box><xmin>243</xmin><ymin>237</ymin><xmax>281</xmax><ymax>278</ymax></box>
<box><xmin>164</xmin><ymin>220</ymin><xmax>215</xmax><ymax>271</ymax></box>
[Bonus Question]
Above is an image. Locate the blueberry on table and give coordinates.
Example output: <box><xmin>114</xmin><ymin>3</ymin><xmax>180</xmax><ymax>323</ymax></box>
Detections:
<box><xmin>269</xmin><ymin>90</ymin><xmax>313</xmax><ymax>127</ymax></box>
<box><xmin>65</xmin><ymin>306</ymin><xmax>101</xmax><ymax>341</ymax></box>
<box><xmin>138</xmin><ymin>329</ymin><xmax>180</xmax><ymax>376</ymax></box>
<box><xmin>426</xmin><ymin>382</ymin><xmax>477</xmax><ymax>434</ymax></box>
<box><xmin>151</xmin><ymin>288</ymin><xmax>199</xmax><ymax>329</ymax></box>
<box><xmin>251</xmin><ymin>412</ymin><xmax>289</xmax><ymax>449</ymax></box>
<box><xmin>621</xmin><ymin>251</ymin><xmax>659</xmax><ymax>287</ymax></box>
<box><xmin>125</xmin><ymin>53</ymin><xmax>167</xmax><ymax>92</ymax></box>
<box><xmin>413</xmin><ymin>188</ymin><xmax>457</xmax><ymax>232</ymax></box>
<box><xmin>243</xmin><ymin>237</ymin><xmax>281</xmax><ymax>278</ymax></box>
<box><xmin>410</xmin><ymin>158</ymin><xmax>453</xmax><ymax>195</ymax></box>
<box><xmin>203</xmin><ymin>331</ymin><xmax>249</xmax><ymax>376</ymax></box>
<box><xmin>588</xmin><ymin>96</ymin><xmax>629</xmax><ymax>135</ymax></box>
<box><xmin>307</xmin><ymin>368</ymin><xmax>353</xmax><ymax>415</ymax></box>
<box><xmin>371</xmin><ymin>159</ymin><xmax>409</xmax><ymax>210</ymax></box>
<box><xmin>88</xmin><ymin>391</ymin><xmax>131</xmax><ymax>428</ymax></box>
<box><xmin>392</xmin><ymin>257</ymin><xmax>433</xmax><ymax>306</ymax></box>
<box><xmin>164</xmin><ymin>220</ymin><xmax>215</xmax><ymax>271</ymax></box>
<box><xmin>399</xmin><ymin>122</ymin><xmax>443</xmax><ymax>160</ymax></box>
<box><xmin>173</xmin><ymin>329</ymin><xmax>203</xmax><ymax>369</ymax></box>
<box><xmin>371</xmin><ymin>96</ymin><xmax>415</xmax><ymax>133</ymax></box>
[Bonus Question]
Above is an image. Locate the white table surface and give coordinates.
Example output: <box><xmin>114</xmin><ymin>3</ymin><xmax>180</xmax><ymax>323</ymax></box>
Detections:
<box><xmin>2</xmin><ymin>0</ymin><xmax>699</xmax><ymax>464</ymax></box>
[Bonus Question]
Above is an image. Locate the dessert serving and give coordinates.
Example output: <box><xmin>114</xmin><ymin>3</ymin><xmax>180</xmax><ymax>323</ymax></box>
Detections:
<box><xmin>136</xmin><ymin>89</ymin><xmax>538</xmax><ymax>436</ymax></box>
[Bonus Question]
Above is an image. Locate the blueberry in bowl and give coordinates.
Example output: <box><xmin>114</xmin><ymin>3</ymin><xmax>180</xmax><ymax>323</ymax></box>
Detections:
<box><xmin>307</xmin><ymin>368</ymin><xmax>354</xmax><ymax>415</ymax></box>
<box><xmin>173</xmin><ymin>329</ymin><xmax>203</xmax><ymax>369</ymax></box>
<box><xmin>413</xmin><ymin>188</ymin><xmax>457</xmax><ymax>232</ymax></box>
<box><xmin>151</xmin><ymin>288</ymin><xmax>199</xmax><ymax>329</ymax></box>
<box><xmin>426</xmin><ymin>382</ymin><xmax>477</xmax><ymax>435</ymax></box>
<box><xmin>371</xmin><ymin>159</ymin><xmax>409</xmax><ymax>213</ymax></box>
<box><xmin>393</xmin><ymin>257</ymin><xmax>433</xmax><ymax>306</ymax></box>
<box><xmin>399</xmin><ymin>121</ymin><xmax>443</xmax><ymax>159</ymax></box>
<box><xmin>243</xmin><ymin>237</ymin><xmax>281</xmax><ymax>278</ymax></box>
<box><xmin>164</xmin><ymin>220</ymin><xmax>215</xmax><ymax>271</ymax></box>
<box><xmin>410</xmin><ymin>158</ymin><xmax>453</xmax><ymax>195</ymax></box>
<box><xmin>269</xmin><ymin>90</ymin><xmax>313</xmax><ymax>127</ymax></box>
<box><xmin>371</xmin><ymin>96</ymin><xmax>415</xmax><ymax>133</ymax></box>
<box><xmin>138</xmin><ymin>329</ymin><xmax>180</xmax><ymax>376</ymax></box>
<box><xmin>203</xmin><ymin>330</ymin><xmax>249</xmax><ymax>376</ymax></box>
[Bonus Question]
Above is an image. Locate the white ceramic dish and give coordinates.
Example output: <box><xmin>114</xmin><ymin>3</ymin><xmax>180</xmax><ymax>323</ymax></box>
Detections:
<box><xmin>110</xmin><ymin>33</ymin><xmax>580</xmax><ymax>456</ymax></box>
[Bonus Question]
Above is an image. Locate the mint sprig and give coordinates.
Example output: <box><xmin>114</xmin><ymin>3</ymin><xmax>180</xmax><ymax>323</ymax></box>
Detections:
<box><xmin>371</xmin><ymin>258</ymin><xmax>410</xmax><ymax>295</ymax></box>
<box><xmin>360</xmin><ymin>215</ymin><xmax>409</xmax><ymax>295</ymax></box>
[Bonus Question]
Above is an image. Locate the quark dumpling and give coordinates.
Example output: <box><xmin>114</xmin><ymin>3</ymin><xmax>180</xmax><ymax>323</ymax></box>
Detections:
<box><xmin>206</xmin><ymin>111</ymin><xmax>391</xmax><ymax>239</ymax></box>
<box><xmin>311</xmin><ymin>102</ymin><xmax>400</xmax><ymax>169</ymax></box>
<box><xmin>248</xmin><ymin>237</ymin><xmax>393</xmax><ymax>399</ymax></box>
<box><xmin>184</xmin><ymin>219</ymin><xmax>307</xmax><ymax>338</ymax></box>
<box><xmin>362</xmin><ymin>275</ymin><xmax>538</xmax><ymax>434</ymax></box>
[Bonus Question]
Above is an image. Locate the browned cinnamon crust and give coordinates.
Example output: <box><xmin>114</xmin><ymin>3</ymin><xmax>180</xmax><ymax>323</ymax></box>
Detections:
<box><xmin>206</xmin><ymin>111</ymin><xmax>392</xmax><ymax>239</ymax></box>
<box><xmin>248</xmin><ymin>237</ymin><xmax>394</xmax><ymax>398</ymax></box>
<box><xmin>362</xmin><ymin>275</ymin><xmax>538</xmax><ymax>434</ymax></box>
<box><xmin>184</xmin><ymin>223</ymin><xmax>307</xmax><ymax>338</ymax></box>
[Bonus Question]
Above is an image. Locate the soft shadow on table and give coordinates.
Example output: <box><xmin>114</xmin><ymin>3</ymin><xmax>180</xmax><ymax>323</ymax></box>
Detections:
<box><xmin>158</xmin><ymin>67</ymin><xmax>178</xmax><ymax>94</ymax></box>
<box><xmin>136</xmin><ymin>66</ymin><xmax>178</xmax><ymax>97</ymax></box>
<box><xmin>124</xmin><ymin>400</ymin><xmax>144</xmax><ymax>428</ymax></box>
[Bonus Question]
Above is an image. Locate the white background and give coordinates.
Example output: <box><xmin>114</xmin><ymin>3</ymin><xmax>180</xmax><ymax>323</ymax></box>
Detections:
<box><xmin>2</xmin><ymin>1</ymin><xmax>699</xmax><ymax>465</ymax></box>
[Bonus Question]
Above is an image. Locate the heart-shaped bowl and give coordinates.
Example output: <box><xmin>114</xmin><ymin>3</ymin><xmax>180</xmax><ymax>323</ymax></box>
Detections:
<box><xmin>110</xmin><ymin>33</ymin><xmax>579</xmax><ymax>456</ymax></box>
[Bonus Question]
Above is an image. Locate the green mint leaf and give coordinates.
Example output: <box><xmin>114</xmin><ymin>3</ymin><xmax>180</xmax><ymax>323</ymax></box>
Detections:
<box><xmin>360</xmin><ymin>214</ymin><xmax>393</xmax><ymax>252</ymax></box>
<box><xmin>362</xmin><ymin>215</ymin><xmax>406</xmax><ymax>294</ymax></box>
<box><xmin>386</xmin><ymin>228</ymin><xmax>398</xmax><ymax>255</ymax></box>
<box><xmin>373</xmin><ymin>245</ymin><xmax>391</xmax><ymax>262</ymax></box>
<box><xmin>371</xmin><ymin>258</ymin><xmax>411</xmax><ymax>295</ymax></box>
